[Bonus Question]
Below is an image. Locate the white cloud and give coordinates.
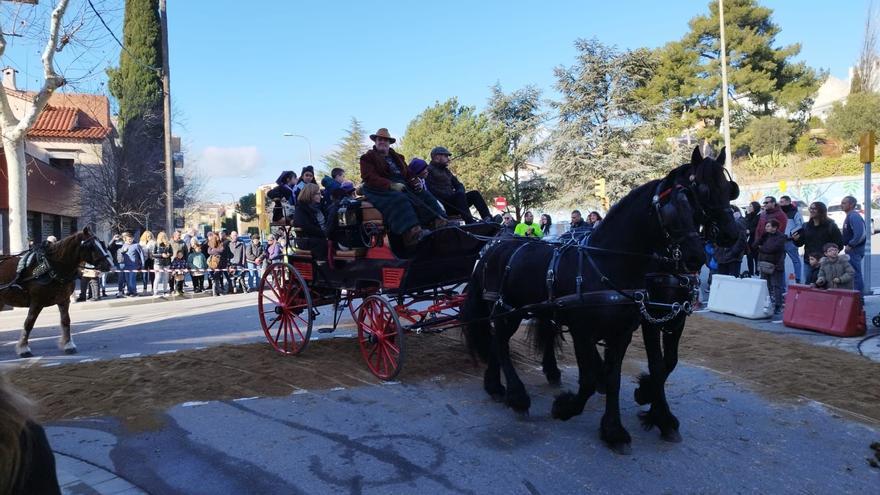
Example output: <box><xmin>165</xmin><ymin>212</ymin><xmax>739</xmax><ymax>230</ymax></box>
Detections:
<box><xmin>197</xmin><ymin>146</ymin><xmax>262</xmax><ymax>178</ymax></box>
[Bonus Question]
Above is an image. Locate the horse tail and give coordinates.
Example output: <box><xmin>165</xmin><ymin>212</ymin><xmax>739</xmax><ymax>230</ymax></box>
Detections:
<box><xmin>527</xmin><ymin>315</ymin><xmax>561</xmax><ymax>357</ymax></box>
<box><xmin>462</xmin><ymin>259</ymin><xmax>492</xmax><ymax>363</ymax></box>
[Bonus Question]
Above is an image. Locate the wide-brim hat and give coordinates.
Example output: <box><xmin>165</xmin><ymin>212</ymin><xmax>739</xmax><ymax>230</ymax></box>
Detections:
<box><xmin>369</xmin><ymin>128</ymin><xmax>396</xmax><ymax>144</ymax></box>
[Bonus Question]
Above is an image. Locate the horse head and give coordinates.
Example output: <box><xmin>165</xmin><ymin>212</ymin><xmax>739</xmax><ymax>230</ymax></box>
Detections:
<box><xmin>77</xmin><ymin>227</ymin><xmax>114</xmax><ymax>272</ymax></box>
<box><xmin>652</xmin><ymin>170</ymin><xmax>709</xmax><ymax>272</ymax></box>
<box><xmin>683</xmin><ymin>147</ymin><xmax>740</xmax><ymax>248</ymax></box>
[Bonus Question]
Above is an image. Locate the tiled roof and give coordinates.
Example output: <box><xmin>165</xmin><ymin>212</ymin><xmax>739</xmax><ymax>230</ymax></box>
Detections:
<box><xmin>28</xmin><ymin>105</ymin><xmax>111</xmax><ymax>140</ymax></box>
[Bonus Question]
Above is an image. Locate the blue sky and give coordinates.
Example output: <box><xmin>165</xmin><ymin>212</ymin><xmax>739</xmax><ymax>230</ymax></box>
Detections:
<box><xmin>0</xmin><ymin>1</ymin><xmax>870</xmax><ymax>200</ymax></box>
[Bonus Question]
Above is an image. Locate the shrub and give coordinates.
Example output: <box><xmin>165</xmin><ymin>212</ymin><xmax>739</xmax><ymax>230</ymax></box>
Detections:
<box><xmin>826</xmin><ymin>92</ymin><xmax>880</xmax><ymax>149</ymax></box>
<box><xmin>736</xmin><ymin>116</ymin><xmax>796</xmax><ymax>156</ymax></box>
<box><xmin>795</xmin><ymin>134</ymin><xmax>821</xmax><ymax>157</ymax></box>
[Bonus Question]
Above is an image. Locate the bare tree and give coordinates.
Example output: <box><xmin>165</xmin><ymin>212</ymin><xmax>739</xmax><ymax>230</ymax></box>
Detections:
<box><xmin>853</xmin><ymin>2</ymin><xmax>879</xmax><ymax>94</ymax></box>
<box><xmin>0</xmin><ymin>0</ymin><xmax>70</xmax><ymax>252</ymax></box>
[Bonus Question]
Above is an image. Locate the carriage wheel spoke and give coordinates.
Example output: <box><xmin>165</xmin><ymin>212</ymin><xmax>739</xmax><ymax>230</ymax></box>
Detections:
<box><xmin>266</xmin><ymin>314</ymin><xmax>281</xmax><ymax>333</ymax></box>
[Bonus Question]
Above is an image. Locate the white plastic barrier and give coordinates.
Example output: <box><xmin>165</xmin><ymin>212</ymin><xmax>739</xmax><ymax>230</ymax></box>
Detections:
<box><xmin>707</xmin><ymin>275</ymin><xmax>773</xmax><ymax>319</ymax></box>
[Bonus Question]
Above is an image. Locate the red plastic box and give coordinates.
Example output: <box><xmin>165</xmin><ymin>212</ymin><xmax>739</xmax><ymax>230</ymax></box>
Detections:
<box><xmin>782</xmin><ymin>284</ymin><xmax>866</xmax><ymax>337</ymax></box>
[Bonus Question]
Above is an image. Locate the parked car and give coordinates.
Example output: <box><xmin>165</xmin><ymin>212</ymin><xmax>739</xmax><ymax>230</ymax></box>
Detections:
<box><xmin>827</xmin><ymin>202</ymin><xmax>879</xmax><ymax>234</ymax></box>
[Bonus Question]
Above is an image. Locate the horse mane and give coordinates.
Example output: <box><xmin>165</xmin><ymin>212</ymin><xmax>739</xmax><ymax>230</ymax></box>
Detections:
<box><xmin>591</xmin><ymin>164</ymin><xmax>688</xmax><ymax>240</ymax></box>
<box><xmin>45</xmin><ymin>232</ymin><xmax>87</xmax><ymax>262</ymax></box>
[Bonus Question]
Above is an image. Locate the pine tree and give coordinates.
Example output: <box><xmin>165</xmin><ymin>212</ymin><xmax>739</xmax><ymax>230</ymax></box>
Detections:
<box><xmin>399</xmin><ymin>98</ymin><xmax>507</xmax><ymax>199</ymax></box>
<box><xmin>323</xmin><ymin>117</ymin><xmax>367</xmax><ymax>185</ymax></box>
<box><xmin>548</xmin><ymin>39</ymin><xmax>669</xmax><ymax>206</ymax></box>
<box><xmin>639</xmin><ymin>0</ymin><xmax>824</xmax><ymax>145</ymax></box>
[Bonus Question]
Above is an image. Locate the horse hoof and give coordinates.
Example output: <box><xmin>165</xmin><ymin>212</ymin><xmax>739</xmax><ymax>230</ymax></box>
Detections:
<box><xmin>63</xmin><ymin>347</ymin><xmax>78</xmax><ymax>355</ymax></box>
<box><xmin>489</xmin><ymin>392</ymin><xmax>505</xmax><ymax>403</ymax></box>
<box><xmin>545</xmin><ymin>373</ymin><xmax>562</xmax><ymax>387</ymax></box>
<box><xmin>608</xmin><ymin>442</ymin><xmax>632</xmax><ymax>455</ymax></box>
<box><xmin>19</xmin><ymin>351</ymin><xmax>33</xmax><ymax>358</ymax></box>
<box><xmin>661</xmin><ymin>430</ymin><xmax>683</xmax><ymax>443</ymax></box>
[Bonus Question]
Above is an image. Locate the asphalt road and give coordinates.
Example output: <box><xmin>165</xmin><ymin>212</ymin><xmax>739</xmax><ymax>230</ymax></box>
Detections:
<box><xmin>45</xmin><ymin>362</ymin><xmax>879</xmax><ymax>494</ymax></box>
<box><xmin>2</xmin><ymin>286</ymin><xmax>879</xmax><ymax>493</ymax></box>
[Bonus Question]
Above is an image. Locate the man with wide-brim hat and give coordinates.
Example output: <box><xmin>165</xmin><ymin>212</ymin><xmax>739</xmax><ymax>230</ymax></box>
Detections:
<box><xmin>360</xmin><ymin>128</ymin><xmax>447</xmax><ymax>247</ymax></box>
<box><xmin>425</xmin><ymin>145</ymin><xmax>493</xmax><ymax>224</ymax></box>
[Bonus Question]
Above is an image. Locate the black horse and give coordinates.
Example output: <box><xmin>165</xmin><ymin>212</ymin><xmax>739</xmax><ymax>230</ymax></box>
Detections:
<box><xmin>462</xmin><ymin>148</ymin><xmax>738</xmax><ymax>454</ymax></box>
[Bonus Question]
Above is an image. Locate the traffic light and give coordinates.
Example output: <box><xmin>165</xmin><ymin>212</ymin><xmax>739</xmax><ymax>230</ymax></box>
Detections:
<box><xmin>255</xmin><ymin>188</ymin><xmax>265</xmax><ymax>216</ymax></box>
<box><xmin>593</xmin><ymin>178</ymin><xmax>606</xmax><ymax>199</ymax></box>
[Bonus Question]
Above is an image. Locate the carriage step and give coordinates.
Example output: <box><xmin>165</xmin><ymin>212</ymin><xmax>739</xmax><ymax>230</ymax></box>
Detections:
<box><xmin>317</xmin><ymin>327</ymin><xmax>336</xmax><ymax>334</ymax></box>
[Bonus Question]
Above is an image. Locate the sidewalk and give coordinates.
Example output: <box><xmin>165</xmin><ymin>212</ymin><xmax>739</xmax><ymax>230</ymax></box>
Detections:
<box><xmin>56</xmin><ymin>451</ymin><xmax>147</xmax><ymax>495</ymax></box>
<box><xmin>696</xmin><ymin>290</ymin><xmax>880</xmax><ymax>363</ymax></box>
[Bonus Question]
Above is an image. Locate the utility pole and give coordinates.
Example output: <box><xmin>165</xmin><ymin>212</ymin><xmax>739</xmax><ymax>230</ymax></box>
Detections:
<box><xmin>159</xmin><ymin>0</ymin><xmax>173</xmax><ymax>231</ymax></box>
<box><xmin>718</xmin><ymin>0</ymin><xmax>735</xmax><ymax>179</ymax></box>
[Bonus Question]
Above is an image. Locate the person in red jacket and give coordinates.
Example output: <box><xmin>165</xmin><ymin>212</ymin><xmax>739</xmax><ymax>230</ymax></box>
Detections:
<box><xmin>752</xmin><ymin>196</ymin><xmax>788</xmax><ymax>251</ymax></box>
<box><xmin>359</xmin><ymin>128</ymin><xmax>447</xmax><ymax>247</ymax></box>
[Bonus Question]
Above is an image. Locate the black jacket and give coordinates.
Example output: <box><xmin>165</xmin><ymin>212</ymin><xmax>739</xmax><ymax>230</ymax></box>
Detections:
<box><xmin>792</xmin><ymin>219</ymin><xmax>843</xmax><ymax>260</ymax></box>
<box><xmin>715</xmin><ymin>218</ymin><xmax>748</xmax><ymax>264</ymax></box>
<box><xmin>13</xmin><ymin>421</ymin><xmax>61</xmax><ymax>495</ymax></box>
<box><xmin>426</xmin><ymin>162</ymin><xmax>465</xmax><ymax>198</ymax></box>
<box><xmin>757</xmin><ymin>231</ymin><xmax>786</xmax><ymax>270</ymax></box>
<box><xmin>153</xmin><ymin>243</ymin><xmax>172</xmax><ymax>267</ymax></box>
<box><xmin>293</xmin><ymin>204</ymin><xmax>327</xmax><ymax>257</ymax></box>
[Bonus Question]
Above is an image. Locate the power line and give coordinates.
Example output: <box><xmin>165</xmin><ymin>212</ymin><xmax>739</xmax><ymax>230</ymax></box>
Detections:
<box><xmin>86</xmin><ymin>0</ymin><xmax>160</xmax><ymax>74</ymax></box>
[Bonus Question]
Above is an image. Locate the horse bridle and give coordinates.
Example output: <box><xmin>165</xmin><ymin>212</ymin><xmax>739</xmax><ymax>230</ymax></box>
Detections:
<box><xmin>80</xmin><ymin>236</ymin><xmax>114</xmax><ymax>269</ymax></box>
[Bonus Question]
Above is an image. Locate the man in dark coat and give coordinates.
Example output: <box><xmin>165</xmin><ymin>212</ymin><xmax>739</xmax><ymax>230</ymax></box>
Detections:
<box><xmin>425</xmin><ymin>146</ymin><xmax>492</xmax><ymax>224</ymax></box>
<box><xmin>359</xmin><ymin>128</ymin><xmax>446</xmax><ymax>247</ymax></box>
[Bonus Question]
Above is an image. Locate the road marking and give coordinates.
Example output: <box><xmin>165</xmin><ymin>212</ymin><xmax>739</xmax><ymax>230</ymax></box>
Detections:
<box><xmin>233</xmin><ymin>396</ymin><xmax>260</xmax><ymax>402</ymax></box>
<box><xmin>772</xmin><ymin>320</ymin><xmax>783</xmax><ymax>324</ymax></box>
<box><xmin>119</xmin><ymin>353</ymin><xmax>141</xmax><ymax>358</ymax></box>
<box><xmin>157</xmin><ymin>349</ymin><xmax>178</xmax><ymax>355</ymax></box>
<box><xmin>329</xmin><ymin>387</ymin><xmax>346</xmax><ymax>391</ymax></box>
<box><xmin>78</xmin><ymin>358</ymin><xmax>100</xmax><ymax>363</ymax></box>
<box><xmin>193</xmin><ymin>346</ymin><xmax>207</xmax><ymax>350</ymax></box>
<box><xmin>380</xmin><ymin>381</ymin><xmax>401</xmax><ymax>386</ymax></box>
<box><xmin>292</xmin><ymin>389</ymin><xmax>309</xmax><ymax>395</ymax></box>
<box><xmin>41</xmin><ymin>362</ymin><xmax>61</xmax><ymax>367</ymax></box>
<box><xmin>182</xmin><ymin>401</ymin><xmax>210</xmax><ymax>407</ymax></box>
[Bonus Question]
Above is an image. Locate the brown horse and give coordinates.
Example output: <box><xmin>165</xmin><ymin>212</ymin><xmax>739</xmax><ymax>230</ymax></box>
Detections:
<box><xmin>0</xmin><ymin>228</ymin><xmax>114</xmax><ymax>358</ymax></box>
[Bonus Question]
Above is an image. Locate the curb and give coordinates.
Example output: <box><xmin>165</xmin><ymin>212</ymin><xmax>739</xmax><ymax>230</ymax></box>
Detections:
<box><xmin>55</xmin><ymin>451</ymin><xmax>148</xmax><ymax>494</ymax></box>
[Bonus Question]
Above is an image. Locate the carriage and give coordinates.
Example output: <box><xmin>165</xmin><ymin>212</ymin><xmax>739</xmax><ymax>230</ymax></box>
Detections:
<box><xmin>258</xmin><ymin>198</ymin><xmax>499</xmax><ymax>380</ymax></box>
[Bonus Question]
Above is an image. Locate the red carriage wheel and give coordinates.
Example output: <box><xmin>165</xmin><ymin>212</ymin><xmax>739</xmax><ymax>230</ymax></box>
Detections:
<box><xmin>357</xmin><ymin>295</ymin><xmax>406</xmax><ymax>380</ymax></box>
<box><xmin>259</xmin><ymin>262</ymin><xmax>313</xmax><ymax>355</ymax></box>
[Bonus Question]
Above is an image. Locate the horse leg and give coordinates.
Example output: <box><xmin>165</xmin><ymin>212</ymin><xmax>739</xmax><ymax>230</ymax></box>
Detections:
<box><xmin>599</xmin><ymin>331</ymin><xmax>634</xmax><ymax>455</ymax></box>
<box><xmin>495</xmin><ymin>316</ymin><xmax>530</xmax><ymax>413</ymax></box>
<box><xmin>483</xmin><ymin>333</ymin><xmax>505</xmax><ymax>401</ymax></box>
<box><xmin>15</xmin><ymin>305</ymin><xmax>45</xmax><ymax>358</ymax></box>
<box><xmin>552</xmin><ymin>327</ymin><xmax>600</xmax><ymax>420</ymax></box>
<box><xmin>57</xmin><ymin>300</ymin><xmax>77</xmax><ymax>355</ymax></box>
<box><xmin>537</xmin><ymin>318</ymin><xmax>561</xmax><ymax>386</ymax></box>
<box><xmin>636</xmin><ymin>319</ymin><xmax>682</xmax><ymax>442</ymax></box>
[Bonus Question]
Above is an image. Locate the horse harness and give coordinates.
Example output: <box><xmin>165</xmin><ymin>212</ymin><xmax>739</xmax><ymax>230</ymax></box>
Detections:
<box><xmin>0</xmin><ymin>248</ymin><xmax>76</xmax><ymax>292</ymax></box>
<box><xmin>483</xmin><ymin>180</ymin><xmax>702</xmax><ymax>331</ymax></box>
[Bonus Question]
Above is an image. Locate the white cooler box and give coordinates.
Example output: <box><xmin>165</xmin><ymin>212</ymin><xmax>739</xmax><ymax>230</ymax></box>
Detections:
<box><xmin>707</xmin><ymin>275</ymin><xmax>773</xmax><ymax>319</ymax></box>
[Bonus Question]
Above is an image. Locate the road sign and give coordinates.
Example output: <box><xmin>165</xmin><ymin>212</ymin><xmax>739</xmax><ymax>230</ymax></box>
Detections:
<box><xmin>494</xmin><ymin>197</ymin><xmax>507</xmax><ymax>209</ymax></box>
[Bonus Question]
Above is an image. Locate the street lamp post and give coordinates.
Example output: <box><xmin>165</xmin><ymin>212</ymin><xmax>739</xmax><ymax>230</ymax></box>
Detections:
<box><xmin>282</xmin><ymin>133</ymin><xmax>313</xmax><ymax>164</ymax></box>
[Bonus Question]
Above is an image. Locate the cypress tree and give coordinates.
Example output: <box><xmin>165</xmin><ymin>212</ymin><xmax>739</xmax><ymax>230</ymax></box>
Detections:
<box><xmin>105</xmin><ymin>0</ymin><xmax>166</xmax><ymax>231</ymax></box>
<box><xmin>107</xmin><ymin>0</ymin><xmax>163</xmax><ymax>136</ymax></box>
